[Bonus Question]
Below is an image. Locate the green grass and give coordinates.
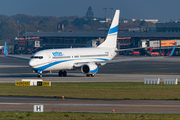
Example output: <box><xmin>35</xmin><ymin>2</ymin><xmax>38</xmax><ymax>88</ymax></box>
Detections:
<box><xmin>0</xmin><ymin>112</ymin><xmax>179</xmax><ymax>119</ymax></box>
<box><xmin>1</xmin><ymin>82</ymin><xmax>180</xmax><ymax>99</ymax></box>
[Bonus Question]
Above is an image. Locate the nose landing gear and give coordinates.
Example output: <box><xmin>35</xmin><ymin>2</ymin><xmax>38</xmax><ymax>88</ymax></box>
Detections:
<box><xmin>37</xmin><ymin>73</ymin><xmax>42</xmax><ymax>78</ymax></box>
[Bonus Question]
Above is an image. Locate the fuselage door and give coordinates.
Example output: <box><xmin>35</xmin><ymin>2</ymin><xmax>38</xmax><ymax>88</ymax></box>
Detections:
<box><xmin>46</xmin><ymin>52</ymin><xmax>51</xmax><ymax>63</ymax></box>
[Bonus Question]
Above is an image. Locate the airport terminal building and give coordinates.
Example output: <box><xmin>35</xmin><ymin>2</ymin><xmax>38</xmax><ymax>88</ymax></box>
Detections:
<box><xmin>13</xmin><ymin>22</ymin><xmax>180</xmax><ymax>55</ymax></box>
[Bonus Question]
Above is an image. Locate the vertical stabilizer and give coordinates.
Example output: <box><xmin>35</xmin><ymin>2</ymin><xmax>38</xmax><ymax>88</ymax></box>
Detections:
<box><xmin>98</xmin><ymin>10</ymin><xmax>120</xmax><ymax>48</ymax></box>
<box><xmin>4</xmin><ymin>42</ymin><xmax>8</xmax><ymax>55</ymax></box>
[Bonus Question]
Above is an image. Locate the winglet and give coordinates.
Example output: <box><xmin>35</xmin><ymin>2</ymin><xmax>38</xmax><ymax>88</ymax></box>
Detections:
<box><xmin>4</xmin><ymin>42</ymin><xmax>8</xmax><ymax>56</ymax></box>
<box><xmin>169</xmin><ymin>42</ymin><xmax>177</xmax><ymax>57</ymax></box>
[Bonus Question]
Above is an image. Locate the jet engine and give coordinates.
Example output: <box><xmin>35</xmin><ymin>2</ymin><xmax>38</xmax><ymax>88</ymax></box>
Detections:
<box><xmin>81</xmin><ymin>63</ymin><xmax>98</xmax><ymax>74</ymax></box>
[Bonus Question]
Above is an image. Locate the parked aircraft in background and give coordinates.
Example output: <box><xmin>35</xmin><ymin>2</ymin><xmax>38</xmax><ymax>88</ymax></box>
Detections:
<box><xmin>4</xmin><ymin>10</ymin><xmax>177</xmax><ymax>78</ymax></box>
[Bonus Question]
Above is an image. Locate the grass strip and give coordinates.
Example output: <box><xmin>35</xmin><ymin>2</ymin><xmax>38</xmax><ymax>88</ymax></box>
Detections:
<box><xmin>0</xmin><ymin>82</ymin><xmax>180</xmax><ymax>99</ymax></box>
<box><xmin>0</xmin><ymin>112</ymin><xmax>179</xmax><ymax>119</ymax></box>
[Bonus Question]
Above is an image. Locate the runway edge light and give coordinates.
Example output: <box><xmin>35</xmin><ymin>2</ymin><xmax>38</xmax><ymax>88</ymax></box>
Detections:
<box><xmin>112</xmin><ymin>109</ymin><xmax>115</xmax><ymax>113</ymax></box>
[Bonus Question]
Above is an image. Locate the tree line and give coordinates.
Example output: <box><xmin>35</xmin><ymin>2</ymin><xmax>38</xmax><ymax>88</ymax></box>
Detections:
<box><xmin>0</xmin><ymin>13</ymin><xmax>153</xmax><ymax>44</ymax></box>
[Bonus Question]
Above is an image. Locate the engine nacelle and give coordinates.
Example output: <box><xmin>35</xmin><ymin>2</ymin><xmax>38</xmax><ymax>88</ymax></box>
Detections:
<box><xmin>81</xmin><ymin>63</ymin><xmax>98</xmax><ymax>74</ymax></box>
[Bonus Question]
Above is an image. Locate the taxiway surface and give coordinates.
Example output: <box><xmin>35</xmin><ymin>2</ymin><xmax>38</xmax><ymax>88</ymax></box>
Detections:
<box><xmin>1</xmin><ymin>96</ymin><xmax>180</xmax><ymax>113</ymax></box>
<box><xmin>0</xmin><ymin>55</ymin><xmax>180</xmax><ymax>113</ymax></box>
<box><xmin>0</xmin><ymin>55</ymin><xmax>180</xmax><ymax>82</ymax></box>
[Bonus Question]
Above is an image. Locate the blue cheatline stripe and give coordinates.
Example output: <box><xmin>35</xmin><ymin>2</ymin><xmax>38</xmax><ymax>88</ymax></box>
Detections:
<box><xmin>108</xmin><ymin>25</ymin><xmax>118</xmax><ymax>34</ymax></box>
<box><xmin>34</xmin><ymin>58</ymin><xmax>109</xmax><ymax>71</ymax></box>
<box><xmin>90</xmin><ymin>67</ymin><xmax>98</xmax><ymax>73</ymax></box>
<box><xmin>34</xmin><ymin>59</ymin><xmax>73</xmax><ymax>71</ymax></box>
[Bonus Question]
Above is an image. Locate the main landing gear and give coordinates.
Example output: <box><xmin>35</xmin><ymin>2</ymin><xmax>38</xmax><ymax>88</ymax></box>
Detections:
<box><xmin>86</xmin><ymin>74</ymin><xmax>95</xmax><ymax>77</ymax></box>
<box><xmin>59</xmin><ymin>70</ymin><xmax>67</xmax><ymax>77</ymax></box>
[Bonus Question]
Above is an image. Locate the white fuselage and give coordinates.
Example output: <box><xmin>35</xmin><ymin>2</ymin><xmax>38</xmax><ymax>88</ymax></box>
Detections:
<box><xmin>29</xmin><ymin>47</ymin><xmax>117</xmax><ymax>73</ymax></box>
<box><xmin>28</xmin><ymin>10</ymin><xmax>120</xmax><ymax>75</ymax></box>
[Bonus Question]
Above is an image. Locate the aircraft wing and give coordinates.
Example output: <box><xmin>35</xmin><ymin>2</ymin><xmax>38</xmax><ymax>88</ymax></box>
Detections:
<box><xmin>73</xmin><ymin>56</ymin><xmax>165</xmax><ymax>68</ymax></box>
<box><xmin>74</xmin><ymin>42</ymin><xmax>177</xmax><ymax>66</ymax></box>
<box><xmin>115</xmin><ymin>47</ymin><xmax>148</xmax><ymax>52</ymax></box>
<box><xmin>97</xmin><ymin>42</ymin><xmax>177</xmax><ymax>64</ymax></box>
<box><xmin>96</xmin><ymin>56</ymin><xmax>164</xmax><ymax>64</ymax></box>
<box><xmin>3</xmin><ymin>42</ymin><xmax>30</xmax><ymax>60</ymax></box>
<box><xmin>5</xmin><ymin>55</ymin><xmax>30</xmax><ymax>60</ymax></box>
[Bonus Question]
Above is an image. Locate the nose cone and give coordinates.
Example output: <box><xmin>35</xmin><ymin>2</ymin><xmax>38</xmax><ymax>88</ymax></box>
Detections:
<box><xmin>29</xmin><ymin>59</ymin><xmax>37</xmax><ymax>68</ymax></box>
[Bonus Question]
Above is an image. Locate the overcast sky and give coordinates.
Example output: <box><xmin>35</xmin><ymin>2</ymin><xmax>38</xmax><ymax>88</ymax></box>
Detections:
<box><xmin>0</xmin><ymin>0</ymin><xmax>179</xmax><ymax>21</ymax></box>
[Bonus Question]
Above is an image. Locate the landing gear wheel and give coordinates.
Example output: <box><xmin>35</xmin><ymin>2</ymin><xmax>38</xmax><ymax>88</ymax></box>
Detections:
<box><xmin>86</xmin><ymin>74</ymin><xmax>90</xmax><ymax>77</ymax></box>
<box><xmin>58</xmin><ymin>70</ymin><xmax>63</xmax><ymax>77</ymax></box>
<box><xmin>37</xmin><ymin>74</ymin><xmax>42</xmax><ymax>78</ymax></box>
<box><xmin>91</xmin><ymin>74</ymin><xmax>95</xmax><ymax>77</ymax></box>
<box><xmin>86</xmin><ymin>74</ymin><xmax>95</xmax><ymax>77</ymax></box>
<box><xmin>62</xmin><ymin>71</ymin><xmax>67</xmax><ymax>77</ymax></box>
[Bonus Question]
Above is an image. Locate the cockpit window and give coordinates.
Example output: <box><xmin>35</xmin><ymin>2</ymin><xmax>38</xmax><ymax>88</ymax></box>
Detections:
<box><xmin>31</xmin><ymin>56</ymin><xmax>43</xmax><ymax>59</ymax></box>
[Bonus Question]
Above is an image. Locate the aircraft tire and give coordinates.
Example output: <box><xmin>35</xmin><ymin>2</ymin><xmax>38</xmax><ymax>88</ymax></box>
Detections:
<box><xmin>58</xmin><ymin>70</ymin><xmax>63</xmax><ymax>77</ymax></box>
<box><xmin>62</xmin><ymin>71</ymin><xmax>67</xmax><ymax>77</ymax></box>
<box><xmin>91</xmin><ymin>74</ymin><xmax>95</xmax><ymax>77</ymax></box>
<box><xmin>37</xmin><ymin>74</ymin><xmax>42</xmax><ymax>78</ymax></box>
<box><xmin>86</xmin><ymin>74</ymin><xmax>90</xmax><ymax>77</ymax></box>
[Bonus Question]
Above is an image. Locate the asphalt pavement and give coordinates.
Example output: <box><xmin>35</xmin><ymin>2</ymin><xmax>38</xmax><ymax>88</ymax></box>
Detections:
<box><xmin>0</xmin><ymin>55</ymin><xmax>180</xmax><ymax>113</ymax></box>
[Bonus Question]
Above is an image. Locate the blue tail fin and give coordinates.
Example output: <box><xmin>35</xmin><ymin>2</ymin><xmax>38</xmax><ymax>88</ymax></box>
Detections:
<box><xmin>4</xmin><ymin>42</ymin><xmax>8</xmax><ymax>55</ymax></box>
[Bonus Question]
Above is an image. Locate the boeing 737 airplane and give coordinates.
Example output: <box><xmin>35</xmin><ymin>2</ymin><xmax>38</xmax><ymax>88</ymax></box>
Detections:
<box><xmin>4</xmin><ymin>10</ymin><xmax>177</xmax><ymax>78</ymax></box>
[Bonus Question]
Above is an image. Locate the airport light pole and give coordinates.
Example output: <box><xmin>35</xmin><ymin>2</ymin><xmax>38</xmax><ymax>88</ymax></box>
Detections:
<box><xmin>110</xmin><ymin>3</ymin><xmax>114</xmax><ymax>21</ymax></box>
<box><xmin>103</xmin><ymin>5</ymin><xmax>108</xmax><ymax>39</ymax></box>
<box><xmin>17</xmin><ymin>21</ymin><xmax>19</xmax><ymax>38</ymax></box>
